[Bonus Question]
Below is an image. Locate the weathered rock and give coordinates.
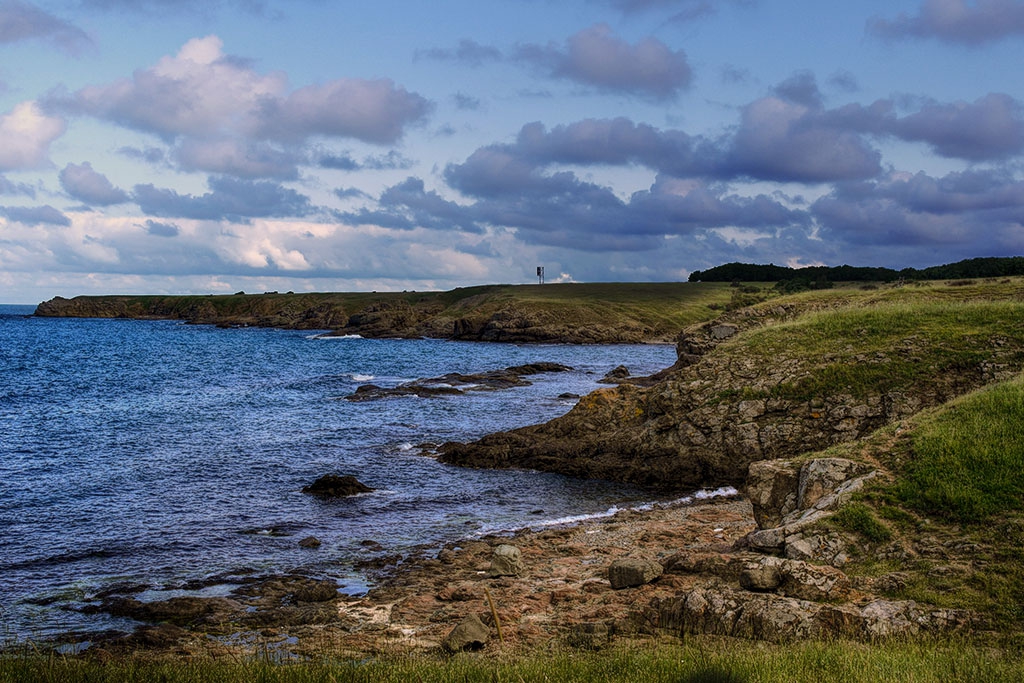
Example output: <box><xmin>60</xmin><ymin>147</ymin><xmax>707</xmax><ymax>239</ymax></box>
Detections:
<box><xmin>784</xmin><ymin>532</ymin><xmax>848</xmax><ymax>567</ymax></box>
<box><xmin>598</xmin><ymin>365</ymin><xmax>631</xmax><ymax>384</ymax></box>
<box><xmin>739</xmin><ymin>556</ymin><xmax>783</xmax><ymax>592</ymax></box>
<box><xmin>710</xmin><ymin>324</ymin><xmax>739</xmax><ymax>339</ymax></box>
<box><xmin>744</xmin><ymin>460</ymin><xmax>801</xmax><ymax>529</ymax></box>
<box><xmin>651</xmin><ymin>588</ymin><xmax>940</xmax><ymax>642</ymax></box>
<box><xmin>608</xmin><ymin>558</ymin><xmax>663</xmax><ymax>589</ymax></box>
<box><xmin>488</xmin><ymin>544</ymin><xmax>525</xmax><ymax>577</ymax></box>
<box><xmin>291</xmin><ymin>579</ymin><xmax>339</xmax><ymax>603</ymax></box>
<box><xmin>797</xmin><ymin>458</ymin><xmax>875</xmax><ymax>511</ymax></box>
<box><xmin>442</xmin><ymin>613</ymin><xmax>489</xmax><ymax>652</ymax></box>
<box><xmin>298</xmin><ymin>536</ymin><xmax>321</xmax><ymax>548</ymax></box>
<box><xmin>100</xmin><ymin>596</ymin><xmax>243</xmax><ymax>626</ymax></box>
<box><xmin>301</xmin><ymin>474</ymin><xmax>374</xmax><ymax>497</ymax></box>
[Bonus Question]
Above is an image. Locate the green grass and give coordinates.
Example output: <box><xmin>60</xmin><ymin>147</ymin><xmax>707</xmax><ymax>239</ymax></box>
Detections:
<box><xmin>802</xmin><ymin>373</ymin><xmax>1024</xmax><ymax>630</ymax></box>
<box><xmin>829</xmin><ymin>503</ymin><xmax>892</xmax><ymax>543</ymax></box>
<box><xmin>2</xmin><ymin>639</ymin><xmax>1022</xmax><ymax>682</ymax></box>
<box><xmin>725</xmin><ymin>298</ymin><xmax>1024</xmax><ymax>402</ymax></box>
<box><xmin>895</xmin><ymin>375</ymin><xmax>1024</xmax><ymax>524</ymax></box>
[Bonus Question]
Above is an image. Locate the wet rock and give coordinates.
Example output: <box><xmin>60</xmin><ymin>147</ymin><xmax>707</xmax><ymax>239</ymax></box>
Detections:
<box><xmin>598</xmin><ymin>365</ymin><xmax>631</xmax><ymax>384</ymax></box>
<box><xmin>301</xmin><ymin>474</ymin><xmax>374</xmax><ymax>497</ymax></box>
<box><xmin>608</xmin><ymin>558</ymin><xmax>663</xmax><ymax>589</ymax></box>
<box><xmin>442</xmin><ymin>613</ymin><xmax>489</xmax><ymax>652</ymax></box>
<box><xmin>100</xmin><ymin>596</ymin><xmax>243</xmax><ymax>627</ymax></box>
<box><xmin>488</xmin><ymin>544</ymin><xmax>525</xmax><ymax>577</ymax></box>
<box><xmin>298</xmin><ymin>536</ymin><xmax>321</xmax><ymax>548</ymax></box>
<box><xmin>344</xmin><ymin>363</ymin><xmax>572</xmax><ymax>401</ymax></box>
<box><xmin>121</xmin><ymin>623</ymin><xmax>189</xmax><ymax>648</ymax></box>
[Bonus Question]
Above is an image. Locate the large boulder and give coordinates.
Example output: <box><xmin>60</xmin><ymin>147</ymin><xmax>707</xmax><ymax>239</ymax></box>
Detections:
<box><xmin>442</xmin><ymin>613</ymin><xmax>490</xmax><ymax>652</ymax></box>
<box><xmin>608</xmin><ymin>558</ymin><xmax>663</xmax><ymax>589</ymax></box>
<box><xmin>488</xmin><ymin>544</ymin><xmax>525</xmax><ymax>577</ymax></box>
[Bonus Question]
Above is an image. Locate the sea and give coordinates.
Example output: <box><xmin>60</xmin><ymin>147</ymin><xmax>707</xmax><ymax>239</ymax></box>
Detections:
<box><xmin>0</xmin><ymin>303</ymin><xmax>705</xmax><ymax>643</ymax></box>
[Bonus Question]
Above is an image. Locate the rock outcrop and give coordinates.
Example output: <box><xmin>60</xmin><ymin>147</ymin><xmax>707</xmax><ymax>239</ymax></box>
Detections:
<box><xmin>344</xmin><ymin>363</ymin><xmax>572</xmax><ymax>401</ymax></box>
<box><xmin>440</xmin><ymin>303</ymin><xmax>1024</xmax><ymax>490</ymax></box>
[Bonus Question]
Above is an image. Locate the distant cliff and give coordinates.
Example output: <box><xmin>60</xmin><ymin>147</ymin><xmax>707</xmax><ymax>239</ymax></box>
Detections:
<box><xmin>33</xmin><ymin>283</ymin><xmax>737</xmax><ymax>344</ymax></box>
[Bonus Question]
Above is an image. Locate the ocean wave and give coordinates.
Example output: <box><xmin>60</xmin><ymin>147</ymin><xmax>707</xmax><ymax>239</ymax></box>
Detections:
<box><xmin>305</xmin><ymin>333</ymin><xmax>363</xmax><ymax>340</ymax></box>
<box><xmin>476</xmin><ymin>486</ymin><xmax>739</xmax><ymax>536</ymax></box>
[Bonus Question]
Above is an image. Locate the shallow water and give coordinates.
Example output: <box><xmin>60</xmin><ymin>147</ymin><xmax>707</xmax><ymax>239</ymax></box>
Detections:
<box><xmin>0</xmin><ymin>305</ymin><xmax>679</xmax><ymax>639</ymax></box>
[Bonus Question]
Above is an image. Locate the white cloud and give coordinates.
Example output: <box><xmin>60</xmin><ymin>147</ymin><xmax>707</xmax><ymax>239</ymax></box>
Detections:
<box><xmin>0</xmin><ymin>101</ymin><xmax>66</xmax><ymax>171</ymax></box>
<box><xmin>61</xmin><ymin>35</ymin><xmax>431</xmax><ymax>159</ymax></box>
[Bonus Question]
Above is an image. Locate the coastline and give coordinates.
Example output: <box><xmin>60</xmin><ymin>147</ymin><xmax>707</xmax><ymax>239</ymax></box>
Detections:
<box><xmin>65</xmin><ymin>492</ymin><xmax>757</xmax><ymax>659</ymax></box>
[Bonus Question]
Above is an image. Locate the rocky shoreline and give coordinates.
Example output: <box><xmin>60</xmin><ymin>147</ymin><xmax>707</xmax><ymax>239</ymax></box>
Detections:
<box><xmin>65</xmin><ymin>454</ymin><xmax>975</xmax><ymax>659</ymax></box>
<box><xmin>28</xmin><ymin>278</ymin><xmax>1024</xmax><ymax>658</ymax></box>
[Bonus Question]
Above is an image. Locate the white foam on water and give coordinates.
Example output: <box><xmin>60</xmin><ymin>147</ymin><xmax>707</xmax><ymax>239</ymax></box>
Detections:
<box><xmin>306</xmin><ymin>333</ymin><xmax>363</xmax><ymax>340</ymax></box>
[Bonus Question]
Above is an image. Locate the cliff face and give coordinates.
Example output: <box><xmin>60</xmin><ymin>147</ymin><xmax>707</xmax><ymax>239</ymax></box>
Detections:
<box><xmin>439</xmin><ymin>284</ymin><xmax>1024</xmax><ymax>490</ymax></box>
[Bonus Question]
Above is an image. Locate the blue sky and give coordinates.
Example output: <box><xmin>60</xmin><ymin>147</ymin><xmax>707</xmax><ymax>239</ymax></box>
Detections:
<box><xmin>1</xmin><ymin>0</ymin><xmax>1023</xmax><ymax>303</ymax></box>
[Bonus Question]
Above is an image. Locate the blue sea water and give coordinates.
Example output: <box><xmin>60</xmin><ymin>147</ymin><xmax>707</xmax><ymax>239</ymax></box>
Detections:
<box><xmin>0</xmin><ymin>304</ymin><xmax>679</xmax><ymax>640</ymax></box>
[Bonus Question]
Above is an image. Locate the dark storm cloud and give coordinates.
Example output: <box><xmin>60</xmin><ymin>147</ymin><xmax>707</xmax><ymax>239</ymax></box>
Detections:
<box><xmin>0</xmin><ymin>0</ymin><xmax>92</xmax><ymax>54</ymax></box>
<box><xmin>0</xmin><ymin>204</ymin><xmax>70</xmax><ymax>226</ymax></box>
<box><xmin>132</xmin><ymin>176</ymin><xmax>314</xmax><ymax>221</ymax></box>
<box><xmin>513</xmin><ymin>23</ymin><xmax>692</xmax><ymax>100</ymax></box>
<box><xmin>812</xmin><ymin>169</ymin><xmax>1024</xmax><ymax>249</ymax></box>
<box><xmin>887</xmin><ymin>93</ymin><xmax>1024</xmax><ymax>160</ymax></box>
<box><xmin>478</xmin><ymin>110</ymin><xmax>881</xmax><ymax>185</ymax></box>
<box><xmin>869</xmin><ymin>0</ymin><xmax>1024</xmax><ymax>45</ymax></box>
<box><xmin>59</xmin><ymin>162</ymin><xmax>130</xmax><ymax>205</ymax></box>
<box><xmin>723</xmin><ymin>97</ymin><xmax>884</xmax><ymax>183</ymax></box>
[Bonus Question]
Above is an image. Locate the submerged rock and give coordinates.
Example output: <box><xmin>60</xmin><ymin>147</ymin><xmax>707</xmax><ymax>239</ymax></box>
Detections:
<box><xmin>301</xmin><ymin>474</ymin><xmax>374</xmax><ymax>497</ymax></box>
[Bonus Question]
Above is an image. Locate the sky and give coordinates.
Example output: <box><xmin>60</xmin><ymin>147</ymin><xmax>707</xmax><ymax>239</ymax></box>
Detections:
<box><xmin>1</xmin><ymin>1</ymin><xmax>1023</xmax><ymax>303</ymax></box>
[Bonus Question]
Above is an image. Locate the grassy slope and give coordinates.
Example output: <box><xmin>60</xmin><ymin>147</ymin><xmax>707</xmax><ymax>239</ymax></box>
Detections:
<box><xmin>813</xmin><ymin>375</ymin><xmax>1024</xmax><ymax>636</ymax></box>
<box><xmin>35</xmin><ymin>282</ymin><xmax>741</xmax><ymax>340</ymax></box>
<box><xmin>714</xmin><ymin>280</ymin><xmax>1023</xmax><ymax>636</ymax></box>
